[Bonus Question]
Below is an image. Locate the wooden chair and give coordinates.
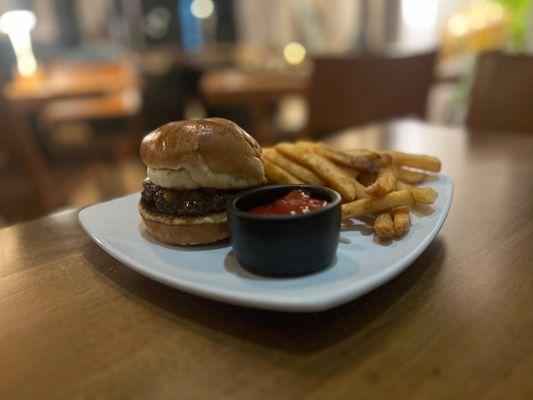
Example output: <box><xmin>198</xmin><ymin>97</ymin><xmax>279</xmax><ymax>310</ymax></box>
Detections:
<box><xmin>39</xmin><ymin>61</ymin><xmax>143</xmax><ymax>160</ymax></box>
<box><xmin>0</xmin><ymin>84</ymin><xmax>59</xmax><ymax>220</ymax></box>
<box><xmin>467</xmin><ymin>51</ymin><xmax>533</xmax><ymax>133</ymax></box>
<box><xmin>200</xmin><ymin>69</ymin><xmax>309</xmax><ymax>145</ymax></box>
<box><xmin>307</xmin><ymin>52</ymin><xmax>436</xmax><ymax>136</ymax></box>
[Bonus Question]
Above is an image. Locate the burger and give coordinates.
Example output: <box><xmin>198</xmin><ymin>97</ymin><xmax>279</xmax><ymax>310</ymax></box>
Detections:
<box><xmin>139</xmin><ymin>118</ymin><xmax>266</xmax><ymax>245</ymax></box>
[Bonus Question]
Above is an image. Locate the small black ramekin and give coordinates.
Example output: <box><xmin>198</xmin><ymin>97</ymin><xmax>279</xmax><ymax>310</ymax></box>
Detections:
<box><xmin>227</xmin><ymin>185</ymin><xmax>341</xmax><ymax>277</ymax></box>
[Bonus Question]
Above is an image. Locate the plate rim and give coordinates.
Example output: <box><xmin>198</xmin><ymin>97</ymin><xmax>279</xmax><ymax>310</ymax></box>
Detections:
<box><xmin>79</xmin><ymin>176</ymin><xmax>453</xmax><ymax>312</ymax></box>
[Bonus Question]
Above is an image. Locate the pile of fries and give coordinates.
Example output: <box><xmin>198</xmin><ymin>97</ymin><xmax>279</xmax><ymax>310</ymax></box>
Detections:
<box><xmin>262</xmin><ymin>141</ymin><xmax>441</xmax><ymax>240</ymax></box>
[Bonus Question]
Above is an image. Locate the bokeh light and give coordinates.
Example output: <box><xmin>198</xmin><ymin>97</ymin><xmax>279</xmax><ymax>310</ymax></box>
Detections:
<box><xmin>448</xmin><ymin>14</ymin><xmax>469</xmax><ymax>36</ymax></box>
<box><xmin>190</xmin><ymin>0</ymin><xmax>215</xmax><ymax>20</ymax></box>
<box><xmin>283</xmin><ymin>42</ymin><xmax>306</xmax><ymax>66</ymax></box>
<box><xmin>0</xmin><ymin>10</ymin><xmax>38</xmax><ymax>76</ymax></box>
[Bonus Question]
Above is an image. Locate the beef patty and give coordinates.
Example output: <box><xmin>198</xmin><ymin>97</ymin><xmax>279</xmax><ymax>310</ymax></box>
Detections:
<box><xmin>141</xmin><ymin>180</ymin><xmax>240</xmax><ymax>217</ymax></box>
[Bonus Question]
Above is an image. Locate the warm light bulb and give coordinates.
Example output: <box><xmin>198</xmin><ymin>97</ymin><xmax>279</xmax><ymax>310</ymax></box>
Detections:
<box><xmin>0</xmin><ymin>10</ymin><xmax>38</xmax><ymax>77</ymax></box>
<box><xmin>283</xmin><ymin>42</ymin><xmax>306</xmax><ymax>66</ymax></box>
<box><xmin>190</xmin><ymin>0</ymin><xmax>214</xmax><ymax>20</ymax></box>
<box><xmin>0</xmin><ymin>10</ymin><xmax>36</xmax><ymax>33</ymax></box>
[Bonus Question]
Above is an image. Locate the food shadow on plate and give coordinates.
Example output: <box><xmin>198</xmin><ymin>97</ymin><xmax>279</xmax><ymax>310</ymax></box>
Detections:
<box><xmin>139</xmin><ymin>223</ymin><xmax>231</xmax><ymax>251</ymax></box>
<box><xmin>371</xmin><ymin>231</ymin><xmax>409</xmax><ymax>246</ymax></box>
<box><xmin>411</xmin><ymin>203</ymin><xmax>436</xmax><ymax>217</ymax></box>
<box><xmin>341</xmin><ymin>218</ymin><xmax>374</xmax><ymax>236</ymax></box>
<box><xmin>424</xmin><ymin>173</ymin><xmax>440</xmax><ymax>183</ymax></box>
<box><xmin>223</xmin><ymin>251</ymin><xmax>338</xmax><ymax>281</ymax></box>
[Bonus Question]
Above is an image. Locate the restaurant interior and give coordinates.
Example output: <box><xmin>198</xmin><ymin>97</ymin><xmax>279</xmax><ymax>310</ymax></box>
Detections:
<box><xmin>0</xmin><ymin>0</ymin><xmax>532</xmax><ymax>226</ymax></box>
<box><xmin>3</xmin><ymin>1</ymin><xmax>533</xmax><ymax>398</ymax></box>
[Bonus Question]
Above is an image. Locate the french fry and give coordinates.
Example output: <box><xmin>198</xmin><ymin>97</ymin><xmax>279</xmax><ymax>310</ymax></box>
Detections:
<box><xmin>346</xmin><ymin>150</ymin><xmax>391</xmax><ymax>166</ymax></box>
<box><xmin>353</xmin><ymin>179</ymin><xmax>369</xmax><ymax>199</ymax></box>
<box><xmin>310</xmin><ymin>146</ymin><xmax>378</xmax><ymax>173</ymax></box>
<box><xmin>276</xmin><ymin>143</ymin><xmax>356</xmax><ymax>201</ymax></box>
<box><xmin>335</xmin><ymin>164</ymin><xmax>360</xmax><ymax>180</ymax></box>
<box><xmin>396</xmin><ymin>180</ymin><xmax>438</xmax><ymax>205</ymax></box>
<box><xmin>382</xmin><ymin>151</ymin><xmax>441</xmax><ymax>172</ymax></box>
<box><xmin>288</xmin><ymin>141</ymin><xmax>369</xmax><ymax>199</ymax></box>
<box><xmin>393</xmin><ymin>206</ymin><xmax>411</xmax><ymax>236</ymax></box>
<box><xmin>365</xmin><ymin>167</ymin><xmax>397</xmax><ymax>196</ymax></box>
<box><xmin>374</xmin><ymin>152</ymin><xmax>393</xmax><ymax>167</ymax></box>
<box><xmin>263</xmin><ymin>159</ymin><xmax>303</xmax><ymax>184</ymax></box>
<box><xmin>263</xmin><ymin>148</ymin><xmax>326</xmax><ymax>186</ymax></box>
<box><xmin>344</xmin><ymin>149</ymin><xmax>380</xmax><ymax>160</ymax></box>
<box><xmin>342</xmin><ymin>190</ymin><xmax>414</xmax><ymax>220</ymax></box>
<box><xmin>397</xmin><ymin>168</ymin><xmax>428</xmax><ymax>184</ymax></box>
<box><xmin>374</xmin><ymin>213</ymin><xmax>394</xmax><ymax>239</ymax></box>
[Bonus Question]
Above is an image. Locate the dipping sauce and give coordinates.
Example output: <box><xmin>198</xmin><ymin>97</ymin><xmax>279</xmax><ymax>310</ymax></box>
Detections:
<box><xmin>250</xmin><ymin>189</ymin><xmax>327</xmax><ymax>215</ymax></box>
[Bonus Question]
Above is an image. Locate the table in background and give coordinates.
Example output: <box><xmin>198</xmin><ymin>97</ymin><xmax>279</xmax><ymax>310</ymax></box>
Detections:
<box><xmin>200</xmin><ymin>69</ymin><xmax>309</xmax><ymax>144</ymax></box>
<box><xmin>1</xmin><ymin>119</ymin><xmax>533</xmax><ymax>399</ymax></box>
<box><xmin>4</xmin><ymin>62</ymin><xmax>137</xmax><ymax>109</ymax></box>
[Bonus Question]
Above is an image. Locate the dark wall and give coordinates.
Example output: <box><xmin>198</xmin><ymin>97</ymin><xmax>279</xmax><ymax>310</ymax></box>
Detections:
<box><xmin>53</xmin><ymin>0</ymin><xmax>81</xmax><ymax>47</ymax></box>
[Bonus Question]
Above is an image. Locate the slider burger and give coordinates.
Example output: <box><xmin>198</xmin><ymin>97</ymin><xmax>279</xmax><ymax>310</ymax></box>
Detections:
<box><xmin>139</xmin><ymin>118</ymin><xmax>266</xmax><ymax>245</ymax></box>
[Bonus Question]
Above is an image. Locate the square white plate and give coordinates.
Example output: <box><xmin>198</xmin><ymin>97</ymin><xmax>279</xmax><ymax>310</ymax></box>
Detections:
<box><xmin>79</xmin><ymin>176</ymin><xmax>453</xmax><ymax>312</ymax></box>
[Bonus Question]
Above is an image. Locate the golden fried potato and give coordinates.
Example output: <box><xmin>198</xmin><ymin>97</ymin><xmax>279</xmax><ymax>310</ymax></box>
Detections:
<box><xmin>374</xmin><ymin>213</ymin><xmax>394</xmax><ymax>239</ymax></box>
<box><xmin>365</xmin><ymin>167</ymin><xmax>397</xmax><ymax>196</ymax></box>
<box><xmin>263</xmin><ymin>148</ymin><xmax>326</xmax><ymax>186</ymax></box>
<box><xmin>382</xmin><ymin>151</ymin><xmax>441</xmax><ymax>172</ymax></box>
<box><xmin>396</xmin><ymin>180</ymin><xmax>438</xmax><ymax>205</ymax></box>
<box><xmin>352</xmin><ymin>179</ymin><xmax>369</xmax><ymax>199</ymax></box>
<box><xmin>393</xmin><ymin>206</ymin><xmax>410</xmax><ymax>236</ymax></box>
<box><xmin>263</xmin><ymin>158</ymin><xmax>302</xmax><ymax>184</ymax></box>
<box><xmin>343</xmin><ymin>149</ymin><xmax>380</xmax><ymax>160</ymax></box>
<box><xmin>333</xmin><ymin>164</ymin><xmax>359</xmax><ymax>179</ymax></box>
<box><xmin>397</xmin><ymin>168</ymin><xmax>428</xmax><ymax>184</ymax></box>
<box><xmin>310</xmin><ymin>147</ymin><xmax>378</xmax><ymax>173</ymax></box>
<box><xmin>276</xmin><ymin>143</ymin><xmax>356</xmax><ymax>201</ymax></box>
<box><xmin>341</xmin><ymin>190</ymin><xmax>414</xmax><ymax>220</ymax></box>
<box><xmin>345</xmin><ymin>150</ymin><xmax>391</xmax><ymax>166</ymax></box>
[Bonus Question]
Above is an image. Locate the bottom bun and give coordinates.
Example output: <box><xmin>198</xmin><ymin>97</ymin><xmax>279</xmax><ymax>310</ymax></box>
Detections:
<box><xmin>139</xmin><ymin>201</ymin><xmax>229</xmax><ymax>245</ymax></box>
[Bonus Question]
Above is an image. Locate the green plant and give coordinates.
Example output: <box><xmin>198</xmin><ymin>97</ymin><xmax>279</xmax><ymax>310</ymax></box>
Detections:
<box><xmin>493</xmin><ymin>0</ymin><xmax>532</xmax><ymax>48</ymax></box>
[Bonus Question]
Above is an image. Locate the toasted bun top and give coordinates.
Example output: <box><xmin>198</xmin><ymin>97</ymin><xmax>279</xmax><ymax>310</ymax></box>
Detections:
<box><xmin>140</xmin><ymin>118</ymin><xmax>265</xmax><ymax>190</ymax></box>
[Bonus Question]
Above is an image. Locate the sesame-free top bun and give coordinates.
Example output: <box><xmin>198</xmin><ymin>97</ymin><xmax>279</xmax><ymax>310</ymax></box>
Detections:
<box><xmin>140</xmin><ymin>118</ymin><xmax>266</xmax><ymax>190</ymax></box>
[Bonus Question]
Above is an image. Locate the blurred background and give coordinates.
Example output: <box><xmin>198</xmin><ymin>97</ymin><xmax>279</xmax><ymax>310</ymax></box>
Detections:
<box><xmin>1</xmin><ymin>0</ymin><xmax>532</xmax><ymax>225</ymax></box>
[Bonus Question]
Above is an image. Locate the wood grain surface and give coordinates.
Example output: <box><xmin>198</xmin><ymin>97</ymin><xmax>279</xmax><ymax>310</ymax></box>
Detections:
<box><xmin>1</xmin><ymin>119</ymin><xmax>533</xmax><ymax>399</ymax></box>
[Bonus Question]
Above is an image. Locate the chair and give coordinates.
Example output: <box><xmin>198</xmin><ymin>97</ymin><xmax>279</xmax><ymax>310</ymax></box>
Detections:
<box><xmin>467</xmin><ymin>51</ymin><xmax>533</xmax><ymax>133</ymax></box>
<box><xmin>307</xmin><ymin>51</ymin><xmax>436</xmax><ymax>136</ymax></box>
<box><xmin>39</xmin><ymin>61</ymin><xmax>143</xmax><ymax>160</ymax></box>
<box><xmin>0</xmin><ymin>84</ymin><xmax>58</xmax><ymax>220</ymax></box>
<box><xmin>200</xmin><ymin>69</ymin><xmax>309</xmax><ymax>145</ymax></box>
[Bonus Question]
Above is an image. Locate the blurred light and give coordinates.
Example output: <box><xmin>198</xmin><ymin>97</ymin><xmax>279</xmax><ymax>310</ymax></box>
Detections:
<box><xmin>190</xmin><ymin>0</ymin><xmax>214</xmax><ymax>20</ymax></box>
<box><xmin>0</xmin><ymin>10</ymin><xmax>35</xmax><ymax>32</ymax></box>
<box><xmin>489</xmin><ymin>3</ymin><xmax>505</xmax><ymax>21</ymax></box>
<box><xmin>470</xmin><ymin>12</ymin><xmax>487</xmax><ymax>30</ymax></box>
<box><xmin>448</xmin><ymin>14</ymin><xmax>469</xmax><ymax>36</ymax></box>
<box><xmin>0</xmin><ymin>10</ymin><xmax>37</xmax><ymax>76</ymax></box>
<box><xmin>401</xmin><ymin>0</ymin><xmax>438</xmax><ymax>30</ymax></box>
<box><xmin>283</xmin><ymin>42</ymin><xmax>306</xmax><ymax>66</ymax></box>
<box><xmin>143</xmin><ymin>6</ymin><xmax>171</xmax><ymax>39</ymax></box>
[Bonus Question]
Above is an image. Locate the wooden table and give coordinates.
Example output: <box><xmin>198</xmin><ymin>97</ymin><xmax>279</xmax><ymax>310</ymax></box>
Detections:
<box><xmin>200</xmin><ymin>69</ymin><xmax>309</xmax><ymax>145</ymax></box>
<box><xmin>4</xmin><ymin>62</ymin><xmax>138</xmax><ymax>110</ymax></box>
<box><xmin>2</xmin><ymin>119</ymin><xmax>533</xmax><ymax>399</ymax></box>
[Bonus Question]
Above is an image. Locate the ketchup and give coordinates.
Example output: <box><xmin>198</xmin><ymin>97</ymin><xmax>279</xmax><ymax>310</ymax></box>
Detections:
<box><xmin>250</xmin><ymin>190</ymin><xmax>327</xmax><ymax>215</ymax></box>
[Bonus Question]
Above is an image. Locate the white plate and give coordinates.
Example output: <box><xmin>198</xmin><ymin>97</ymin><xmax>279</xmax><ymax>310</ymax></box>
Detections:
<box><xmin>79</xmin><ymin>176</ymin><xmax>453</xmax><ymax>312</ymax></box>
